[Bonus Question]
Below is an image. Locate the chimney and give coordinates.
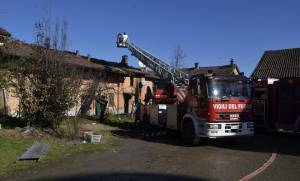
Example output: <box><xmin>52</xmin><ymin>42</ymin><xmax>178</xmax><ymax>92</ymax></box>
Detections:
<box><xmin>87</xmin><ymin>54</ymin><xmax>91</xmax><ymax>61</ymax></box>
<box><xmin>230</xmin><ymin>58</ymin><xmax>234</xmax><ymax>66</ymax></box>
<box><xmin>194</xmin><ymin>62</ymin><xmax>199</xmax><ymax>68</ymax></box>
<box><xmin>121</xmin><ymin>55</ymin><xmax>128</xmax><ymax>66</ymax></box>
<box><xmin>75</xmin><ymin>50</ymin><xmax>80</xmax><ymax>56</ymax></box>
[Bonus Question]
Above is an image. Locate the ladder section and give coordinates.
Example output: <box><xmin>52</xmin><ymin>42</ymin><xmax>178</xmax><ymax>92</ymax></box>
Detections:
<box><xmin>126</xmin><ymin>42</ymin><xmax>189</xmax><ymax>85</ymax></box>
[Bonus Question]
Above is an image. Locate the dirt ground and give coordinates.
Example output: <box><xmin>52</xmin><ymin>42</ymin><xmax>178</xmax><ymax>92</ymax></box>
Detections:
<box><xmin>2</xmin><ymin>128</ymin><xmax>300</xmax><ymax>181</ymax></box>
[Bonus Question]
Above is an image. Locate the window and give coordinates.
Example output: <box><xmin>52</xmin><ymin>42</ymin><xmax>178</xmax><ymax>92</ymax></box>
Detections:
<box><xmin>207</xmin><ymin>80</ymin><xmax>251</xmax><ymax>99</ymax></box>
<box><xmin>130</xmin><ymin>77</ymin><xmax>134</xmax><ymax>86</ymax></box>
<box><xmin>191</xmin><ymin>77</ymin><xmax>201</xmax><ymax>97</ymax></box>
<box><xmin>252</xmin><ymin>90</ymin><xmax>266</xmax><ymax>99</ymax></box>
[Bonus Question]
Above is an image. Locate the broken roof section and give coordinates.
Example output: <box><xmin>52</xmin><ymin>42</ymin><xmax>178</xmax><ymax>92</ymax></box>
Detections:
<box><xmin>251</xmin><ymin>48</ymin><xmax>300</xmax><ymax>79</ymax></box>
<box><xmin>0</xmin><ymin>27</ymin><xmax>11</xmax><ymax>37</ymax></box>
<box><xmin>0</xmin><ymin>33</ymin><xmax>159</xmax><ymax>79</ymax></box>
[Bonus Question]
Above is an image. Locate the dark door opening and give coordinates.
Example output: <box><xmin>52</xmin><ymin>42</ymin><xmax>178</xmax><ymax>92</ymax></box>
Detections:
<box><xmin>123</xmin><ymin>93</ymin><xmax>132</xmax><ymax>114</ymax></box>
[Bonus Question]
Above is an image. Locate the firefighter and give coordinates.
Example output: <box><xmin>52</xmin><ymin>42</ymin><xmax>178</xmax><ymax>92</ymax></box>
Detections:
<box><xmin>117</xmin><ymin>33</ymin><xmax>122</xmax><ymax>47</ymax></box>
<box><xmin>122</xmin><ymin>32</ymin><xmax>128</xmax><ymax>43</ymax></box>
<box><xmin>144</xmin><ymin>86</ymin><xmax>152</xmax><ymax>105</ymax></box>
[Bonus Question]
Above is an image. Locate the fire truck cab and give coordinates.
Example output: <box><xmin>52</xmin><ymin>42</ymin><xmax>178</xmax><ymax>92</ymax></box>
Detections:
<box><xmin>184</xmin><ymin>74</ymin><xmax>254</xmax><ymax>138</ymax></box>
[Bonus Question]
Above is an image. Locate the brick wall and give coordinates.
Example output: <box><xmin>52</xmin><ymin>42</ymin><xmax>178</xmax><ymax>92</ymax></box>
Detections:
<box><xmin>3</xmin><ymin>76</ymin><xmax>154</xmax><ymax>117</ymax></box>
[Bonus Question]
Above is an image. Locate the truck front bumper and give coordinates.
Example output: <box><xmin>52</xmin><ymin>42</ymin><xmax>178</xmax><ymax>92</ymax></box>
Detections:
<box><xmin>200</xmin><ymin>122</ymin><xmax>254</xmax><ymax>138</ymax></box>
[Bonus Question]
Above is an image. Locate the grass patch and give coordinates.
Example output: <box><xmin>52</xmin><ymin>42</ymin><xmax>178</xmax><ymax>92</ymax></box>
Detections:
<box><xmin>0</xmin><ymin>138</ymin><xmax>34</xmax><ymax>173</ymax></box>
<box><xmin>103</xmin><ymin>114</ymin><xmax>134</xmax><ymax>123</ymax></box>
<box><xmin>0</xmin><ymin>115</ymin><xmax>133</xmax><ymax>174</ymax></box>
<box><xmin>101</xmin><ymin>114</ymin><xmax>134</xmax><ymax>129</ymax></box>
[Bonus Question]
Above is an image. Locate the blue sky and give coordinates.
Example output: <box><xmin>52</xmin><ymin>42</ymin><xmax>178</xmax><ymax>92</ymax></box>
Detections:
<box><xmin>1</xmin><ymin>0</ymin><xmax>300</xmax><ymax>76</ymax></box>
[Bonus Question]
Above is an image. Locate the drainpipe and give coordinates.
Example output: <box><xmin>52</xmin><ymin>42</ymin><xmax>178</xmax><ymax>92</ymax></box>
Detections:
<box><xmin>117</xmin><ymin>82</ymin><xmax>120</xmax><ymax>114</ymax></box>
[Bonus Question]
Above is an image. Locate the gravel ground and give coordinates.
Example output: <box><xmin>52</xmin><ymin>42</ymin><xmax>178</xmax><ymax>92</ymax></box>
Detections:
<box><xmin>2</xmin><ymin>130</ymin><xmax>300</xmax><ymax>181</ymax></box>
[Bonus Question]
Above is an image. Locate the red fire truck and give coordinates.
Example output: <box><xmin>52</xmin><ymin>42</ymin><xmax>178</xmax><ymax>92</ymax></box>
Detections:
<box><xmin>252</xmin><ymin>78</ymin><xmax>300</xmax><ymax>132</ymax></box>
<box><xmin>117</xmin><ymin>33</ymin><xmax>254</xmax><ymax>145</ymax></box>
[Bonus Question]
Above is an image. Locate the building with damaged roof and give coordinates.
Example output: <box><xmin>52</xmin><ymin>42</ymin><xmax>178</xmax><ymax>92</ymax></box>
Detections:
<box><xmin>0</xmin><ymin>27</ymin><xmax>158</xmax><ymax>116</ymax></box>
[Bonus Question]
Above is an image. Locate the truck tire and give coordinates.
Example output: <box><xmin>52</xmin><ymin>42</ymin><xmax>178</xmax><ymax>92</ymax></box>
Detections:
<box><xmin>182</xmin><ymin>119</ymin><xmax>200</xmax><ymax>146</ymax></box>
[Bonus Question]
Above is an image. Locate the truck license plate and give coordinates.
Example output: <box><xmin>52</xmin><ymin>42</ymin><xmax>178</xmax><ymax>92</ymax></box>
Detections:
<box><xmin>230</xmin><ymin>114</ymin><xmax>239</xmax><ymax>120</ymax></box>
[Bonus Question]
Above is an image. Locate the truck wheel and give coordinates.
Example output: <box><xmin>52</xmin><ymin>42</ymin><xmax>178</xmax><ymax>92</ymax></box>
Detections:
<box><xmin>142</xmin><ymin>114</ymin><xmax>150</xmax><ymax>130</ymax></box>
<box><xmin>182</xmin><ymin>119</ymin><xmax>200</xmax><ymax>146</ymax></box>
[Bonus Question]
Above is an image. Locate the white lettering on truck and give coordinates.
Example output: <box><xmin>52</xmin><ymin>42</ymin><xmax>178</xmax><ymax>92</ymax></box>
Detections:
<box><xmin>213</xmin><ymin>104</ymin><xmax>251</xmax><ymax>110</ymax></box>
<box><xmin>213</xmin><ymin>104</ymin><xmax>228</xmax><ymax>109</ymax></box>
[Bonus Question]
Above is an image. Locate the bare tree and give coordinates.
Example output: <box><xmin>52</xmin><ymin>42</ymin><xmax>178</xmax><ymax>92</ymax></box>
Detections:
<box><xmin>9</xmin><ymin>18</ymin><xmax>83</xmax><ymax>130</ymax></box>
<box><xmin>171</xmin><ymin>46</ymin><xmax>187</xmax><ymax>68</ymax></box>
<box><xmin>1</xmin><ymin>18</ymin><xmax>112</xmax><ymax>139</ymax></box>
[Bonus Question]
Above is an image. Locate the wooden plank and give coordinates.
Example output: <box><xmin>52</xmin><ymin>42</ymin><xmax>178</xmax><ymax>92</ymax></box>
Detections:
<box><xmin>19</xmin><ymin>142</ymin><xmax>50</xmax><ymax>161</ymax></box>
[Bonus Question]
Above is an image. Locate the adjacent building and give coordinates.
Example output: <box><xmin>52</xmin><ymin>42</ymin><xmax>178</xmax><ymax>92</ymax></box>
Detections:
<box><xmin>250</xmin><ymin>48</ymin><xmax>300</xmax><ymax>130</ymax></box>
<box><xmin>182</xmin><ymin>59</ymin><xmax>241</xmax><ymax>76</ymax></box>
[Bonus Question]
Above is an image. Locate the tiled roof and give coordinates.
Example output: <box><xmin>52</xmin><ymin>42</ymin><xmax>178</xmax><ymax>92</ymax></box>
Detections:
<box><xmin>0</xmin><ymin>37</ymin><xmax>158</xmax><ymax>79</ymax></box>
<box><xmin>182</xmin><ymin>64</ymin><xmax>240</xmax><ymax>76</ymax></box>
<box><xmin>250</xmin><ymin>48</ymin><xmax>300</xmax><ymax>79</ymax></box>
<box><xmin>0</xmin><ymin>39</ymin><xmax>110</xmax><ymax>73</ymax></box>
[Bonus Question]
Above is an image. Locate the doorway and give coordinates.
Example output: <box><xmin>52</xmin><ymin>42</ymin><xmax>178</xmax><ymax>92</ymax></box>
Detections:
<box><xmin>123</xmin><ymin>93</ymin><xmax>132</xmax><ymax>114</ymax></box>
<box><xmin>0</xmin><ymin>89</ymin><xmax>7</xmax><ymax>115</ymax></box>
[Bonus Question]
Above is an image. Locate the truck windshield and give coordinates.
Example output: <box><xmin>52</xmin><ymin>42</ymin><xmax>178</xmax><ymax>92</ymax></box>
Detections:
<box><xmin>207</xmin><ymin>80</ymin><xmax>250</xmax><ymax>99</ymax></box>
